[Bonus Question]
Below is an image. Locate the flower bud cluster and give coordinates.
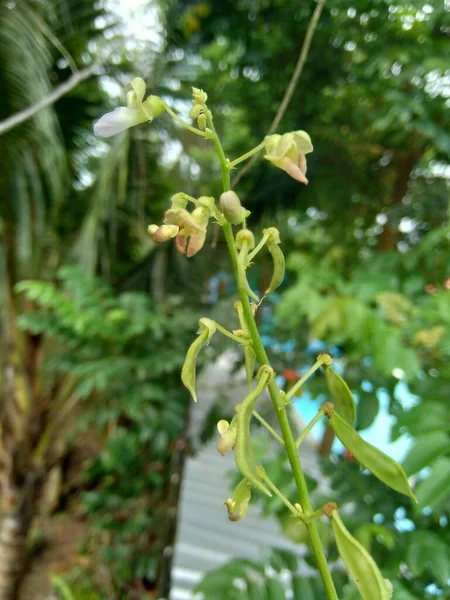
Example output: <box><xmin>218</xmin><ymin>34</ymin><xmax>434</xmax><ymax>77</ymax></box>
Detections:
<box><xmin>190</xmin><ymin>87</ymin><xmax>209</xmax><ymax>129</ymax></box>
<box><xmin>147</xmin><ymin>193</ymin><xmax>215</xmax><ymax>257</ymax></box>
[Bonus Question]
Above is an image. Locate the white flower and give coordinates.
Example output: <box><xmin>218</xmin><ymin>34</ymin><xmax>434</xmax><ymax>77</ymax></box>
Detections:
<box><xmin>264</xmin><ymin>130</ymin><xmax>313</xmax><ymax>184</ymax></box>
<box><xmin>93</xmin><ymin>77</ymin><xmax>166</xmax><ymax>138</ymax></box>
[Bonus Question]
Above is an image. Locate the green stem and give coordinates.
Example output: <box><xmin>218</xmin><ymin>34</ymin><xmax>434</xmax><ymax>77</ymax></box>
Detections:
<box><xmin>295</xmin><ymin>406</ymin><xmax>327</xmax><ymax>449</ymax></box>
<box><xmin>213</xmin><ymin>321</ymin><xmax>249</xmax><ymax>345</ymax></box>
<box><xmin>260</xmin><ymin>471</ymin><xmax>298</xmax><ymax>515</ymax></box>
<box><xmin>247</xmin><ymin>231</ymin><xmax>270</xmax><ymax>263</ymax></box>
<box><xmin>253</xmin><ymin>411</ymin><xmax>285</xmax><ymax>447</ymax></box>
<box><xmin>229</xmin><ymin>141</ymin><xmax>265</xmax><ymax>168</ymax></box>
<box><xmin>210</xmin><ymin>126</ymin><xmax>338</xmax><ymax>600</ymax></box>
<box><xmin>285</xmin><ymin>355</ymin><xmax>327</xmax><ymax>401</ymax></box>
<box><xmin>164</xmin><ymin>105</ymin><xmax>209</xmax><ymax>138</ymax></box>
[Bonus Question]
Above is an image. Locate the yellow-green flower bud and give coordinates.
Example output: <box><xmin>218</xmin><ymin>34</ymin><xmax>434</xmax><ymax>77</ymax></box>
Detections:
<box><xmin>170</xmin><ymin>193</ymin><xmax>188</xmax><ymax>210</ymax></box>
<box><xmin>225</xmin><ymin>478</ymin><xmax>251</xmax><ymax>521</ymax></box>
<box><xmin>147</xmin><ymin>224</ymin><xmax>159</xmax><ymax>235</ymax></box>
<box><xmin>189</xmin><ymin>104</ymin><xmax>203</xmax><ymax>119</ymax></box>
<box><xmin>192</xmin><ymin>87</ymin><xmax>208</xmax><ymax>105</ymax></box>
<box><xmin>197</xmin><ymin>114</ymin><xmax>207</xmax><ymax>129</ymax></box>
<box><xmin>197</xmin><ymin>196</ymin><xmax>215</xmax><ymax>212</ymax></box>
<box><xmin>217</xmin><ymin>417</ymin><xmax>237</xmax><ymax>456</ymax></box>
<box><xmin>264</xmin><ymin>227</ymin><xmax>281</xmax><ymax>245</ymax></box>
<box><xmin>235</xmin><ymin>228</ymin><xmax>255</xmax><ymax>250</ymax></box>
<box><xmin>220</xmin><ymin>191</ymin><xmax>246</xmax><ymax>225</ymax></box>
<box><xmin>152</xmin><ymin>224</ymin><xmax>179</xmax><ymax>243</ymax></box>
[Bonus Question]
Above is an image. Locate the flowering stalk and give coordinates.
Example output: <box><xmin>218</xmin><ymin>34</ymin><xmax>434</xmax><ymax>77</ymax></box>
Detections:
<box><xmin>206</xmin><ymin>119</ymin><xmax>339</xmax><ymax>600</ymax></box>
<box><xmin>94</xmin><ymin>80</ymin><xmax>411</xmax><ymax>600</ymax></box>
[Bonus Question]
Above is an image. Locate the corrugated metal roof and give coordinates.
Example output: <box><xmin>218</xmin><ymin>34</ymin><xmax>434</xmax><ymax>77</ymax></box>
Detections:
<box><xmin>170</xmin><ymin>352</ymin><xmax>320</xmax><ymax>600</ymax></box>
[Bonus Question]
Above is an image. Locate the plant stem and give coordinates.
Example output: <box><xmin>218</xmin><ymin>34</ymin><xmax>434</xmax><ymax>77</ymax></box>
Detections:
<box><xmin>295</xmin><ymin>406</ymin><xmax>327</xmax><ymax>449</ymax></box>
<box><xmin>164</xmin><ymin>105</ymin><xmax>209</xmax><ymax>138</ymax></box>
<box><xmin>253</xmin><ymin>411</ymin><xmax>285</xmax><ymax>447</ymax></box>
<box><xmin>229</xmin><ymin>141</ymin><xmax>265</xmax><ymax>168</ymax></box>
<box><xmin>212</xmin><ymin>321</ymin><xmax>249</xmax><ymax>344</ymax></box>
<box><xmin>286</xmin><ymin>355</ymin><xmax>327</xmax><ymax>401</ymax></box>
<box><xmin>247</xmin><ymin>231</ymin><xmax>270</xmax><ymax>263</ymax></box>
<box><xmin>260</xmin><ymin>472</ymin><xmax>298</xmax><ymax>515</ymax></box>
<box><xmin>209</xmin><ymin>126</ymin><xmax>338</xmax><ymax>600</ymax></box>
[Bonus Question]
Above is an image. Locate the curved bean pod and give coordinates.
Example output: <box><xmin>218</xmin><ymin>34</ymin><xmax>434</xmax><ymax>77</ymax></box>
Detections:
<box><xmin>234</xmin><ymin>366</ymin><xmax>274</xmax><ymax>496</ymax></box>
<box><xmin>181</xmin><ymin>318</ymin><xmax>216</xmax><ymax>402</ymax></box>
<box><xmin>265</xmin><ymin>242</ymin><xmax>285</xmax><ymax>295</ymax></box>
<box><xmin>328</xmin><ymin>508</ymin><xmax>393</xmax><ymax>600</ymax></box>
<box><xmin>324</xmin><ymin>366</ymin><xmax>356</xmax><ymax>425</ymax></box>
<box><xmin>329</xmin><ymin>410</ymin><xmax>416</xmax><ymax>500</ymax></box>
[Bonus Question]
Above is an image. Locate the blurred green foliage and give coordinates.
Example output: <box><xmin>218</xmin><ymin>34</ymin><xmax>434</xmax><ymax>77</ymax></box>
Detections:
<box><xmin>17</xmin><ymin>267</ymin><xmax>196</xmax><ymax>594</ymax></box>
<box><xmin>0</xmin><ymin>0</ymin><xmax>449</xmax><ymax>597</ymax></box>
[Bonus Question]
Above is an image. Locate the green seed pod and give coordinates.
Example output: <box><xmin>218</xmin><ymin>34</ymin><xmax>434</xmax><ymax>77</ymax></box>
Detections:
<box><xmin>181</xmin><ymin>318</ymin><xmax>216</xmax><ymax>402</ymax></box>
<box><xmin>328</xmin><ymin>509</ymin><xmax>393</xmax><ymax>600</ymax></box>
<box><xmin>244</xmin><ymin>345</ymin><xmax>256</xmax><ymax>389</ymax></box>
<box><xmin>265</xmin><ymin>242</ymin><xmax>285</xmax><ymax>295</ymax></box>
<box><xmin>234</xmin><ymin>366</ymin><xmax>274</xmax><ymax>496</ymax></box>
<box><xmin>324</xmin><ymin>366</ymin><xmax>356</xmax><ymax>425</ymax></box>
<box><xmin>237</xmin><ymin>237</ymin><xmax>259</xmax><ymax>302</ymax></box>
<box><xmin>220</xmin><ymin>191</ymin><xmax>246</xmax><ymax>225</ymax></box>
<box><xmin>329</xmin><ymin>410</ymin><xmax>416</xmax><ymax>500</ymax></box>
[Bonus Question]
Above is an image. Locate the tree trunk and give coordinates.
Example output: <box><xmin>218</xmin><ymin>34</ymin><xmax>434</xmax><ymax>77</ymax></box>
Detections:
<box><xmin>0</xmin><ymin>514</ymin><xmax>29</xmax><ymax>600</ymax></box>
<box><xmin>0</xmin><ymin>474</ymin><xmax>43</xmax><ymax>600</ymax></box>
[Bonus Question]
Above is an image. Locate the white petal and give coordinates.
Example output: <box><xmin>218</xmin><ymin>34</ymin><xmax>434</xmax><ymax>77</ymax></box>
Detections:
<box><xmin>126</xmin><ymin>77</ymin><xmax>146</xmax><ymax>103</ymax></box>
<box><xmin>93</xmin><ymin>107</ymin><xmax>147</xmax><ymax>138</ymax></box>
<box><xmin>293</xmin><ymin>130</ymin><xmax>313</xmax><ymax>153</ymax></box>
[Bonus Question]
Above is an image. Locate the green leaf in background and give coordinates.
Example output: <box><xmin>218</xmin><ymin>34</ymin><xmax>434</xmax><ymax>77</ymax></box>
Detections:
<box><xmin>354</xmin><ymin>524</ymin><xmax>396</xmax><ymax>553</ymax></box>
<box><xmin>391</xmin><ymin>401</ymin><xmax>450</xmax><ymax>441</ymax></box>
<box><xmin>414</xmin><ymin>457</ymin><xmax>450</xmax><ymax>513</ymax></box>
<box><xmin>402</xmin><ymin>431</ymin><xmax>450</xmax><ymax>476</ymax></box>
<box><xmin>292</xmin><ymin>576</ymin><xmax>315</xmax><ymax>600</ymax></box>
<box><xmin>407</xmin><ymin>531</ymin><xmax>450</xmax><ymax>587</ymax></box>
<box><xmin>266</xmin><ymin>577</ymin><xmax>287</xmax><ymax>600</ymax></box>
<box><xmin>356</xmin><ymin>391</ymin><xmax>380</xmax><ymax>431</ymax></box>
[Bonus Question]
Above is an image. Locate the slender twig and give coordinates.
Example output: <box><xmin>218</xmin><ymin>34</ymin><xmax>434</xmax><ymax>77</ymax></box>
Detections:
<box><xmin>214</xmin><ymin>321</ymin><xmax>249</xmax><ymax>345</ymax></box>
<box><xmin>29</xmin><ymin>10</ymin><xmax>78</xmax><ymax>74</ymax></box>
<box><xmin>164</xmin><ymin>106</ymin><xmax>209</xmax><ymax>138</ymax></box>
<box><xmin>0</xmin><ymin>66</ymin><xmax>98</xmax><ymax>136</ymax></box>
<box><xmin>295</xmin><ymin>406</ymin><xmax>327</xmax><ymax>448</ymax></box>
<box><xmin>286</xmin><ymin>355</ymin><xmax>327</xmax><ymax>401</ymax></box>
<box><xmin>260</xmin><ymin>471</ymin><xmax>298</xmax><ymax>515</ymax></box>
<box><xmin>232</xmin><ymin>0</ymin><xmax>327</xmax><ymax>186</ymax></box>
<box><xmin>253</xmin><ymin>410</ymin><xmax>285</xmax><ymax>446</ymax></box>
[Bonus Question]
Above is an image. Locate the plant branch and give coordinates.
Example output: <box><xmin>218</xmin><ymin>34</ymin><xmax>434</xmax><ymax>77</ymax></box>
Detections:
<box><xmin>208</xmin><ymin>125</ymin><xmax>338</xmax><ymax>600</ymax></box>
<box><xmin>232</xmin><ymin>0</ymin><xmax>327</xmax><ymax>186</ymax></box>
<box><xmin>286</xmin><ymin>355</ymin><xmax>327</xmax><ymax>401</ymax></box>
<box><xmin>253</xmin><ymin>411</ymin><xmax>285</xmax><ymax>446</ymax></box>
<box><xmin>0</xmin><ymin>66</ymin><xmax>99</xmax><ymax>136</ymax></box>
<box><xmin>295</xmin><ymin>406</ymin><xmax>327</xmax><ymax>448</ymax></box>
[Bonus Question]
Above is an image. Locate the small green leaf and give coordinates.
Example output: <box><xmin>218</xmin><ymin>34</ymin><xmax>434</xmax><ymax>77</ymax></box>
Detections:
<box><xmin>266</xmin><ymin>577</ymin><xmax>287</xmax><ymax>600</ymax></box>
<box><xmin>415</xmin><ymin>457</ymin><xmax>450</xmax><ymax>513</ymax></box>
<box><xmin>292</xmin><ymin>576</ymin><xmax>315</xmax><ymax>600</ymax></box>
<box><xmin>356</xmin><ymin>391</ymin><xmax>380</xmax><ymax>431</ymax></box>
<box><xmin>407</xmin><ymin>531</ymin><xmax>450</xmax><ymax>586</ymax></box>
<box><xmin>402</xmin><ymin>431</ymin><xmax>449</xmax><ymax>476</ymax></box>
